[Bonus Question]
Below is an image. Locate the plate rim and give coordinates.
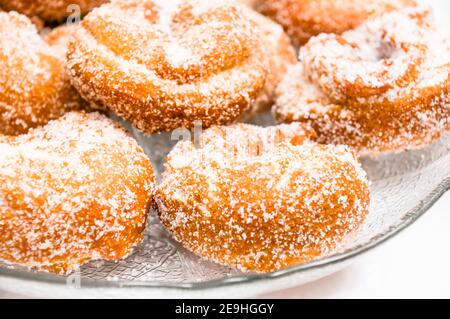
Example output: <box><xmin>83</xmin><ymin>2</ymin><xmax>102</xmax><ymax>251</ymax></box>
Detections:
<box><xmin>1</xmin><ymin>176</ymin><xmax>448</xmax><ymax>290</ymax></box>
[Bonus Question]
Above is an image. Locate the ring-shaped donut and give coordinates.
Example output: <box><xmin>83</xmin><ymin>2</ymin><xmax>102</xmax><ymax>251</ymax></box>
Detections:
<box><xmin>67</xmin><ymin>0</ymin><xmax>267</xmax><ymax>134</ymax></box>
<box><xmin>0</xmin><ymin>12</ymin><xmax>84</xmax><ymax>136</ymax></box>
<box><xmin>0</xmin><ymin>112</ymin><xmax>155</xmax><ymax>274</ymax></box>
<box><xmin>274</xmin><ymin>6</ymin><xmax>450</xmax><ymax>154</ymax></box>
<box><xmin>156</xmin><ymin>123</ymin><xmax>369</xmax><ymax>272</ymax></box>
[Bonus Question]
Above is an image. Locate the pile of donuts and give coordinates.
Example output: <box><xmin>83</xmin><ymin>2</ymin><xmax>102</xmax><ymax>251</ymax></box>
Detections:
<box><xmin>0</xmin><ymin>0</ymin><xmax>448</xmax><ymax>274</ymax></box>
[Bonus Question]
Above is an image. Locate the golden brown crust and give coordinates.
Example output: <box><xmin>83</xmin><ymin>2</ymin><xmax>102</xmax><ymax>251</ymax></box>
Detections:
<box><xmin>42</xmin><ymin>24</ymin><xmax>78</xmax><ymax>58</ymax></box>
<box><xmin>0</xmin><ymin>0</ymin><xmax>106</xmax><ymax>22</ymax></box>
<box><xmin>236</xmin><ymin>0</ymin><xmax>258</xmax><ymax>8</ymax></box>
<box><xmin>256</xmin><ymin>0</ymin><xmax>417</xmax><ymax>46</ymax></box>
<box><xmin>0</xmin><ymin>12</ymin><xmax>84</xmax><ymax>136</ymax></box>
<box><xmin>244</xmin><ymin>7</ymin><xmax>296</xmax><ymax>113</ymax></box>
<box><xmin>0</xmin><ymin>112</ymin><xmax>155</xmax><ymax>274</ymax></box>
<box><xmin>156</xmin><ymin>123</ymin><xmax>369</xmax><ymax>272</ymax></box>
<box><xmin>274</xmin><ymin>6</ymin><xmax>450</xmax><ymax>155</ymax></box>
<box><xmin>67</xmin><ymin>0</ymin><xmax>267</xmax><ymax>134</ymax></box>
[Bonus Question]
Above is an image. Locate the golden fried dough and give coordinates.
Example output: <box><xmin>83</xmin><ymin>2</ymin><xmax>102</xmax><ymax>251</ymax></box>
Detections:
<box><xmin>0</xmin><ymin>12</ymin><xmax>84</xmax><ymax>135</ymax></box>
<box><xmin>274</xmin><ymin>6</ymin><xmax>450</xmax><ymax>154</ymax></box>
<box><xmin>67</xmin><ymin>0</ymin><xmax>267</xmax><ymax>134</ymax></box>
<box><xmin>156</xmin><ymin>123</ymin><xmax>369</xmax><ymax>272</ymax></box>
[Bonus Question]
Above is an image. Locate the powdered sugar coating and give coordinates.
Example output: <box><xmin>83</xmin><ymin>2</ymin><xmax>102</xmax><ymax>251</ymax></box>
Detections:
<box><xmin>275</xmin><ymin>6</ymin><xmax>450</xmax><ymax>155</ymax></box>
<box><xmin>256</xmin><ymin>0</ymin><xmax>416</xmax><ymax>47</ymax></box>
<box><xmin>241</xmin><ymin>6</ymin><xmax>296</xmax><ymax>113</ymax></box>
<box><xmin>237</xmin><ymin>0</ymin><xmax>258</xmax><ymax>8</ymax></box>
<box><xmin>156</xmin><ymin>123</ymin><xmax>369</xmax><ymax>272</ymax></box>
<box><xmin>67</xmin><ymin>0</ymin><xmax>267</xmax><ymax>134</ymax></box>
<box><xmin>0</xmin><ymin>11</ymin><xmax>84</xmax><ymax>136</ymax></box>
<box><xmin>0</xmin><ymin>112</ymin><xmax>155</xmax><ymax>274</ymax></box>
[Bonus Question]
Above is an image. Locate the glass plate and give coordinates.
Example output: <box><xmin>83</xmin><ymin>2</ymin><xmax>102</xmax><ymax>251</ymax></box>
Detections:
<box><xmin>0</xmin><ymin>112</ymin><xmax>449</xmax><ymax>290</ymax></box>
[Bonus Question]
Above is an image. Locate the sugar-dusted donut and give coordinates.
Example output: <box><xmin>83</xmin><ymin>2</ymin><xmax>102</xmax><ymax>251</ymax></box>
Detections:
<box><xmin>0</xmin><ymin>0</ymin><xmax>106</xmax><ymax>23</ymax></box>
<box><xmin>155</xmin><ymin>123</ymin><xmax>369</xmax><ymax>272</ymax></box>
<box><xmin>0</xmin><ymin>112</ymin><xmax>155</xmax><ymax>274</ymax></box>
<box><xmin>274</xmin><ymin>6</ymin><xmax>450</xmax><ymax>155</ymax></box>
<box><xmin>67</xmin><ymin>0</ymin><xmax>267</xmax><ymax>134</ymax></box>
<box><xmin>244</xmin><ymin>6</ymin><xmax>296</xmax><ymax>112</ymax></box>
<box><xmin>42</xmin><ymin>24</ymin><xmax>78</xmax><ymax>59</ymax></box>
<box><xmin>0</xmin><ymin>12</ymin><xmax>84</xmax><ymax>136</ymax></box>
<box><xmin>256</xmin><ymin>0</ymin><xmax>417</xmax><ymax>46</ymax></box>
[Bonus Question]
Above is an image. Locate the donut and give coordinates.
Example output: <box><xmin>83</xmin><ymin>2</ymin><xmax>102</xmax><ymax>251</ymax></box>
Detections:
<box><xmin>66</xmin><ymin>0</ymin><xmax>267</xmax><ymax>134</ymax></box>
<box><xmin>256</xmin><ymin>0</ymin><xmax>417</xmax><ymax>47</ymax></box>
<box><xmin>274</xmin><ymin>6</ymin><xmax>450</xmax><ymax>155</ymax></box>
<box><xmin>155</xmin><ymin>123</ymin><xmax>369</xmax><ymax>272</ymax></box>
<box><xmin>0</xmin><ymin>112</ymin><xmax>155</xmax><ymax>274</ymax></box>
<box><xmin>243</xmin><ymin>6</ymin><xmax>296</xmax><ymax>112</ymax></box>
<box><xmin>42</xmin><ymin>24</ymin><xmax>78</xmax><ymax>59</ymax></box>
<box><xmin>0</xmin><ymin>12</ymin><xmax>84</xmax><ymax>136</ymax></box>
<box><xmin>0</xmin><ymin>0</ymin><xmax>106</xmax><ymax>23</ymax></box>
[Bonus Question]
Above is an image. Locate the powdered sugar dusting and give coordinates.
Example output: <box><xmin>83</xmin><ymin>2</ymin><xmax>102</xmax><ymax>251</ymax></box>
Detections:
<box><xmin>239</xmin><ymin>5</ymin><xmax>296</xmax><ymax>114</ymax></box>
<box><xmin>67</xmin><ymin>0</ymin><xmax>267</xmax><ymax>134</ymax></box>
<box><xmin>0</xmin><ymin>0</ymin><xmax>106</xmax><ymax>22</ymax></box>
<box><xmin>275</xmin><ymin>5</ymin><xmax>450</xmax><ymax>154</ymax></box>
<box><xmin>0</xmin><ymin>11</ymin><xmax>84</xmax><ymax>136</ymax></box>
<box><xmin>156</xmin><ymin>123</ymin><xmax>369</xmax><ymax>272</ymax></box>
<box><xmin>256</xmin><ymin>0</ymin><xmax>417</xmax><ymax>46</ymax></box>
